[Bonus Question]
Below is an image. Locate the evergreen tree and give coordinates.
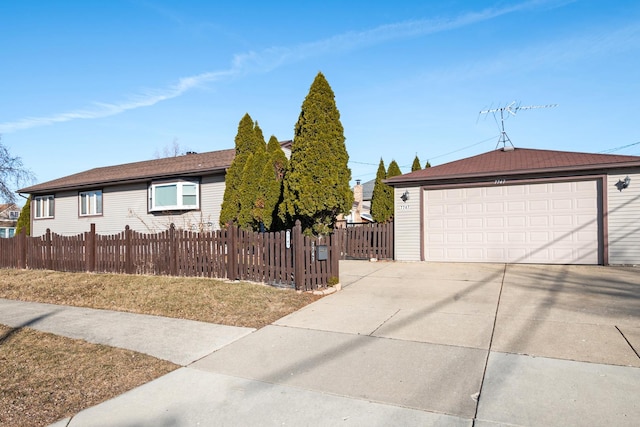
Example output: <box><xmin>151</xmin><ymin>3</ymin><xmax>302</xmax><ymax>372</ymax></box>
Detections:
<box><xmin>387</xmin><ymin>160</ymin><xmax>402</xmax><ymax>178</ymax></box>
<box><xmin>370</xmin><ymin>159</ymin><xmax>393</xmax><ymax>223</ymax></box>
<box><xmin>281</xmin><ymin>72</ymin><xmax>353</xmax><ymax>234</ymax></box>
<box><xmin>425</xmin><ymin>160</ymin><xmax>431</xmax><ymax>168</ymax></box>
<box><xmin>220</xmin><ymin>114</ymin><xmax>259</xmax><ymax>227</ymax></box>
<box><xmin>15</xmin><ymin>196</ymin><xmax>30</xmax><ymax>236</ymax></box>
<box><xmin>237</xmin><ymin>123</ymin><xmax>268</xmax><ymax>230</ymax></box>
<box><xmin>254</xmin><ymin>136</ymin><xmax>288</xmax><ymax>231</ymax></box>
<box><xmin>411</xmin><ymin>155</ymin><xmax>421</xmax><ymax>172</ymax></box>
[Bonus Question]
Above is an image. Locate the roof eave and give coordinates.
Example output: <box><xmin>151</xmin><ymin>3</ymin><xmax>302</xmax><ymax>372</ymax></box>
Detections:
<box><xmin>385</xmin><ymin>160</ymin><xmax>640</xmax><ymax>186</ymax></box>
<box><xmin>18</xmin><ymin>166</ymin><xmax>228</xmax><ymax>195</ymax></box>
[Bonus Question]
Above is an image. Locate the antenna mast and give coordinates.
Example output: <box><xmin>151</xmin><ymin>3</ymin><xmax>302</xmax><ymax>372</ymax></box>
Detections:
<box><xmin>479</xmin><ymin>102</ymin><xmax>557</xmax><ymax>149</ymax></box>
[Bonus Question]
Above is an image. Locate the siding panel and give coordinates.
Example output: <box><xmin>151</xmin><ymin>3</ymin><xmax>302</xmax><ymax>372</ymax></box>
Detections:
<box><xmin>607</xmin><ymin>169</ymin><xmax>640</xmax><ymax>265</ymax></box>
<box><xmin>31</xmin><ymin>174</ymin><xmax>226</xmax><ymax>237</ymax></box>
<box><xmin>394</xmin><ymin>186</ymin><xmax>421</xmax><ymax>261</ymax></box>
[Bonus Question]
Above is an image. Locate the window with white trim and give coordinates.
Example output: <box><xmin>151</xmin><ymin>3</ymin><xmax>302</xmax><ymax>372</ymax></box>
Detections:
<box><xmin>34</xmin><ymin>195</ymin><xmax>55</xmax><ymax>219</ymax></box>
<box><xmin>79</xmin><ymin>190</ymin><xmax>103</xmax><ymax>216</ymax></box>
<box><xmin>9</xmin><ymin>211</ymin><xmax>19</xmax><ymax>220</ymax></box>
<box><xmin>149</xmin><ymin>180</ymin><xmax>199</xmax><ymax>211</ymax></box>
<box><xmin>0</xmin><ymin>227</ymin><xmax>15</xmax><ymax>238</ymax></box>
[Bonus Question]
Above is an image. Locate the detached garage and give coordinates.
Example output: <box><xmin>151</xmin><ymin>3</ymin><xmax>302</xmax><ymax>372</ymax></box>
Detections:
<box><xmin>386</xmin><ymin>147</ymin><xmax>640</xmax><ymax>265</ymax></box>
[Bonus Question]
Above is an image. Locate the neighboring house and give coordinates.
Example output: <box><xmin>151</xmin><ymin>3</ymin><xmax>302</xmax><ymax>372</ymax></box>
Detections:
<box><xmin>345</xmin><ymin>179</ymin><xmax>375</xmax><ymax>224</ymax></box>
<box><xmin>0</xmin><ymin>203</ymin><xmax>20</xmax><ymax>238</ymax></box>
<box><xmin>386</xmin><ymin>147</ymin><xmax>640</xmax><ymax>266</ymax></box>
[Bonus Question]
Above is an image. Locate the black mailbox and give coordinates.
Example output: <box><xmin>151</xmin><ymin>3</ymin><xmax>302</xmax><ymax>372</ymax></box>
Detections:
<box><xmin>316</xmin><ymin>245</ymin><xmax>328</xmax><ymax>261</ymax></box>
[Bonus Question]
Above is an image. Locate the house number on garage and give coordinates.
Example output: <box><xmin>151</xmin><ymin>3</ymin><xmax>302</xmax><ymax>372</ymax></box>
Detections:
<box><xmin>495</xmin><ymin>179</ymin><xmax>506</xmax><ymax>185</ymax></box>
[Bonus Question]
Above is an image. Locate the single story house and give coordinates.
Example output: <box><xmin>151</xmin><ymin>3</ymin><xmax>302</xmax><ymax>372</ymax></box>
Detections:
<box><xmin>19</xmin><ymin>144</ymin><xmax>290</xmax><ymax>237</ymax></box>
<box><xmin>0</xmin><ymin>203</ymin><xmax>20</xmax><ymax>238</ymax></box>
<box><xmin>385</xmin><ymin>147</ymin><xmax>640</xmax><ymax>266</ymax></box>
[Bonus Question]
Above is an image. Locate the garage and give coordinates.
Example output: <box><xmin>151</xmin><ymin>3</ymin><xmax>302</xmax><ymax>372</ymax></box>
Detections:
<box><xmin>387</xmin><ymin>147</ymin><xmax>640</xmax><ymax>265</ymax></box>
<box><xmin>423</xmin><ymin>180</ymin><xmax>600</xmax><ymax>264</ymax></box>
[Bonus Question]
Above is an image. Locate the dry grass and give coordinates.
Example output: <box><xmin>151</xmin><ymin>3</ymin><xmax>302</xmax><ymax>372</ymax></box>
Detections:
<box><xmin>0</xmin><ymin>269</ymin><xmax>323</xmax><ymax>426</ymax></box>
<box><xmin>0</xmin><ymin>325</ymin><xmax>177</xmax><ymax>427</ymax></box>
<box><xmin>0</xmin><ymin>269</ymin><xmax>322</xmax><ymax>328</ymax></box>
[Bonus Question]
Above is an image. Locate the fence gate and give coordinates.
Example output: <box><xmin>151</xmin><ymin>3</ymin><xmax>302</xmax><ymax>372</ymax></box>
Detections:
<box><xmin>335</xmin><ymin>222</ymin><xmax>394</xmax><ymax>260</ymax></box>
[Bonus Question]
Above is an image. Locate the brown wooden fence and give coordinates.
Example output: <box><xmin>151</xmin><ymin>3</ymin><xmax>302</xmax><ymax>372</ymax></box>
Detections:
<box><xmin>335</xmin><ymin>221</ymin><xmax>394</xmax><ymax>260</ymax></box>
<box><xmin>0</xmin><ymin>221</ymin><xmax>340</xmax><ymax>291</ymax></box>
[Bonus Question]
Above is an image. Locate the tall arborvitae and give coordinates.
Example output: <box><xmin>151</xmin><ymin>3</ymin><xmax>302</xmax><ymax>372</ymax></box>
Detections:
<box><xmin>425</xmin><ymin>160</ymin><xmax>431</xmax><ymax>168</ymax></box>
<box><xmin>15</xmin><ymin>196</ymin><xmax>31</xmax><ymax>236</ymax></box>
<box><xmin>370</xmin><ymin>159</ymin><xmax>393</xmax><ymax>223</ymax></box>
<box><xmin>237</xmin><ymin>138</ymin><xmax>267</xmax><ymax>230</ymax></box>
<box><xmin>387</xmin><ymin>160</ymin><xmax>402</xmax><ymax>178</ymax></box>
<box><xmin>411</xmin><ymin>155</ymin><xmax>421</xmax><ymax>172</ymax></box>
<box><xmin>385</xmin><ymin>160</ymin><xmax>403</xmax><ymax>221</ymax></box>
<box><xmin>254</xmin><ymin>136</ymin><xmax>288</xmax><ymax>231</ymax></box>
<box><xmin>220</xmin><ymin>113</ymin><xmax>260</xmax><ymax>227</ymax></box>
<box><xmin>280</xmin><ymin>72</ymin><xmax>353</xmax><ymax>234</ymax></box>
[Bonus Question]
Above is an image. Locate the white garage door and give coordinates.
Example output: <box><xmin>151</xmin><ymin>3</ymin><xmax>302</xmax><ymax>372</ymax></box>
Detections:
<box><xmin>423</xmin><ymin>181</ymin><xmax>599</xmax><ymax>264</ymax></box>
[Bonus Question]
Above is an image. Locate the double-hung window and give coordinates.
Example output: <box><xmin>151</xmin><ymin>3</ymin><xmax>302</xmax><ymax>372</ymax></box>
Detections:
<box><xmin>149</xmin><ymin>180</ymin><xmax>199</xmax><ymax>211</ymax></box>
<box><xmin>34</xmin><ymin>195</ymin><xmax>55</xmax><ymax>219</ymax></box>
<box><xmin>79</xmin><ymin>190</ymin><xmax>103</xmax><ymax>216</ymax></box>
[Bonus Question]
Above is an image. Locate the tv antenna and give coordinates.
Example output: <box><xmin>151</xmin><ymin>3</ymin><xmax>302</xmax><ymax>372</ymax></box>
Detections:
<box><xmin>479</xmin><ymin>102</ymin><xmax>557</xmax><ymax>149</ymax></box>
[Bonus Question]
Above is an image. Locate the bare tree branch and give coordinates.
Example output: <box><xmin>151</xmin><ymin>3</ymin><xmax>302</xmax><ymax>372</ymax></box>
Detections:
<box><xmin>0</xmin><ymin>136</ymin><xmax>35</xmax><ymax>204</ymax></box>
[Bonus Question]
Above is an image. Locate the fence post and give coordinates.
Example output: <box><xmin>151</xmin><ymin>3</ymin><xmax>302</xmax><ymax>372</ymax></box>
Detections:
<box><xmin>17</xmin><ymin>229</ymin><xmax>27</xmax><ymax>269</ymax></box>
<box><xmin>169</xmin><ymin>223</ymin><xmax>177</xmax><ymax>276</ymax></box>
<box><xmin>125</xmin><ymin>225</ymin><xmax>133</xmax><ymax>274</ymax></box>
<box><xmin>292</xmin><ymin>220</ymin><xmax>305</xmax><ymax>291</ymax></box>
<box><xmin>85</xmin><ymin>223</ymin><xmax>96</xmax><ymax>272</ymax></box>
<box><xmin>330</xmin><ymin>231</ymin><xmax>340</xmax><ymax>284</ymax></box>
<box><xmin>226</xmin><ymin>224</ymin><xmax>237</xmax><ymax>280</ymax></box>
<box><xmin>45</xmin><ymin>228</ymin><xmax>52</xmax><ymax>270</ymax></box>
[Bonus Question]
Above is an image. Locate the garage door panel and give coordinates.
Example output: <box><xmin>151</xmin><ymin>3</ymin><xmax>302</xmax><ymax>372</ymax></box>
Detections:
<box><xmin>424</xmin><ymin>181</ymin><xmax>599</xmax><ymax>264</ymax></box>
<box><xmin>553</xmin><ymin>215</ymin><xmax>573</xmax><ymax>226</ymax></box>
<box><xmin>529</xmin><ymin>200</ymin><xmax>549</xmax><ymax>210</ymax></box>
<box><xmin>487</xmin><ymin>217</ymin><xmax>504</xmax><ymax>227</ymax></box>
<box><xmin>529</xmin><ymin>216</ymin><xmax>549</xmax><ymax>227</ymax></box>
<box><xmin>487</xmin><ymin>202</ymin><xmax>504</xmax><ymax>212</ymax></box>
<box><xmin>507</xmin><ymin>201</ymin><xmax>526</xmax><ymax>212</ymax></box>
<box><xmin>508</xmin><ymin>232</ymin><xmax>526</xmax><ymax>243</ymax></box>
<box><xmin>507</xmin><ymin>216</ymin><xmax>526</xmax><ymax>227</ymax></box>
<box><xmin>466</xmin><ymin>218</ymin><xmax>483</xmax><ymax>228</ymax></box>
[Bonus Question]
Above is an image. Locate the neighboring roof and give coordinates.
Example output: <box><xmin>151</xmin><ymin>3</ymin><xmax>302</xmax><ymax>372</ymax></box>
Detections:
<box><xmin>279</xmin><ymin>140</ymin><xmax>293</xmax><ymax>151</ymax></box>
<box><xmin>20</xmin><ymin>149</ymin><xmax>235</xmax><ymax>194</ymax></box>
<box><xmin>362</xmin><ymin>179</ymin><xmax>375</xmax><ymax>201</ymax></box>
<box><xmin>386</xmin><ymin>147</ymin><xmax>640</xmax><ymax>185</ymax></box>
<box><xmin>0</xmin><ymin>203</ymin><xmax>18</xmax><ymax>212</ymax></box>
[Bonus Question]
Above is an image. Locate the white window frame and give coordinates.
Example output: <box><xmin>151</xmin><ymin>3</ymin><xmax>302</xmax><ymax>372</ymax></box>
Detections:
<box><xmin>79</xmin><ymin>190</ymin><xmax>103</xmax><ymax>216</ymax></box>
<box><xmin>34</xmin><ymin>195</ymin><xmax>55</xmax><ymax>219</ymax></box>
<box><xmin>0</xmin><ymin>227</ymin><xmax>15</xmax><ymax>238</ymax></box>
<box><xmin>148</xmin><ymin>179</ymin><xmax>200</xmax><ymax>212</ymax></box>
<box><xmin>9</xmin><ymin>211</ymin><xmax>19</xmax><ymax>220</ymax></box>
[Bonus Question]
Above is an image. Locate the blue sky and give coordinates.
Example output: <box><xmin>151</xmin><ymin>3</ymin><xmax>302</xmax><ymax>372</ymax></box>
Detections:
<box><xmin>2</xmin><ymin>0</ymin><xmax>639</xmax><ymax>201</ymax></box>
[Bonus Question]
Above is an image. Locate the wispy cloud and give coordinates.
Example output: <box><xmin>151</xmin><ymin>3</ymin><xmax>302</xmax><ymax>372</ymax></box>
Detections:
<box><xmin>0</xmin><ymin>0</ymin><xmax>552</xmax><ymax>134</ymax></box>
<box><xmin>418</xmin><ymin>19</ymin><xmax>640</xmax><ymax>85</ymax></box>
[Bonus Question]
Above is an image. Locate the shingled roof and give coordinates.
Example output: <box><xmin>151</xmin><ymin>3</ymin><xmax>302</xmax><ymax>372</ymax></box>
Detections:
<box><xmin>20</xmin><ymin>149</ymin><xmax>235</xmax><ymax>194</ymax></box>
<box><xmin>386</xmin><ymin>148</ymin><xmax>640</xmax><ymax>185</ymax></box>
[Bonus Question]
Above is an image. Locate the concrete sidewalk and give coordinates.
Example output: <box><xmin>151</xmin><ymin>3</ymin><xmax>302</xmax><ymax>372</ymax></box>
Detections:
<box><xmin>2</xmin><ymin>261</ymin><xmax>639</xmax><ymax>426</ymax></box>
<box><xmin>0</xmin><ymin>298</ymin><xmax>254</xmax><ymax>366</ymax></box>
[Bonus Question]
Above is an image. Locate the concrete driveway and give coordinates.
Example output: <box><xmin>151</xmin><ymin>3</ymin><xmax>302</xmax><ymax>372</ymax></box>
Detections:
<box><xmin>193</xmin><ymin>261</ymin><xmax>640</xmax><ymax>425</ymax></box>
<box><xmin>37</xmin><ymin>260</ymin><xmax>640</xmax><ymax>426</ymax></box>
